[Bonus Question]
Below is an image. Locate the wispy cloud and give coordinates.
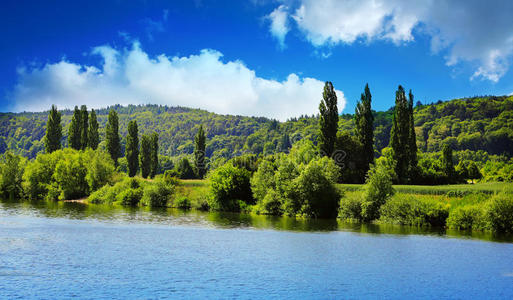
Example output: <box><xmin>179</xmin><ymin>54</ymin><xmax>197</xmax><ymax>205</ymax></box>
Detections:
<box><xmin>10</xmin><ymin>42</ymin><xmax>345</xmax><ymax>120</ymax></box>
<box><xmin>266</xmin><ymin>5</ymin><xmax>290</xmax><ymax>50</ymax></box>
<box><xmin>141</xmin><ymin>9</ymin><xmax>169</xmax><ymax>41</ymax></box>
<box><xmin>272</xmin><ymin>0</ymin><xmax>513</xmax><ymax>82</ymax></box>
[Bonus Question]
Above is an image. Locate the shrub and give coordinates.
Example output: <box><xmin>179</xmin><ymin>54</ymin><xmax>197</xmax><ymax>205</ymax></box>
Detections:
<box><xmin>88</xmin><ymin>185</ymin><xmax>110</xmax><ymax>204</ymax></box>
<box><xmin>361</xmin><ymin>164</ymin><xmax>394</xmax><ymax>222</ymax></box>
<box><xmin>53</xmin><ymin>150</ymin><xmax>88</xmax><ymax>200</ymax></box>
<box><xmin>173</xmin><ymin>196</ymin><xmax>192</xmax><ymax>209</ymax></box>
<box><xmin>140</xmin><ymin>182</ymin><xmax>173</xmax><ymax>207</ymax></box>
<box><xmin>447</xmin><ymin>205</ymin><xmax>487</xmax><ymax>230</ymax></box>
<box><xmin>84</xmin><ymin>149</ymin><xmax>115</xmax><ymax>191</ymax></box>
<box><xmin>339</xmin><ymin>192</ymin><xmax>364</xmax><ymax>221</ymax></box>
<box><xmin>209</xmin><ymin>163</ymin><xmax>253</xmax><ymax>212</ymax></box>
<box><xmin>486</xmin><ymin>193</ymin><xmax>513</xmax><ymax>233</ymax></box>
<box><xmin>116</xmin><ymin>188</ymin><xmax>143</xmax><ymax>206</ymax></box>
<box><xmin>292</xmin><ymin>158</ymin><xmax>341</xmax><ymax>218</ymax></box>
<box><xmin>380</xmin><ymin>194</ymin><xmax>449</xmax><ymax>226</ymax></box>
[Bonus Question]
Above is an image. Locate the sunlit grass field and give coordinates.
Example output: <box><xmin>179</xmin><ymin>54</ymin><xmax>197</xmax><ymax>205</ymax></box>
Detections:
<box><xmin>338</xmin><ymin>182</ymin><xmax>513</xmax><ymax>195</ymax></box>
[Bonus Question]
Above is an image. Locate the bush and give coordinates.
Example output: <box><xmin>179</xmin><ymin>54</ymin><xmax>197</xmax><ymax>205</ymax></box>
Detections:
<box><xmin>88</xmin><ymin>185</ymin><xmax>110</xmax><ymax>204</ymax></box>
<box><xmin>292</xmin><ymin>158</ymin><xmax>341</xmax><ymax>218</ymax></box>
<box><xmin>486</xmin><ymin>193</ymin><xmax>513</xmax><ymax>233</ymax></box>
<box><xmin>84</xmin><ymin>149</ymin><xmax>116</xmax><ymax>191</ymax></box>
<box><xmin>361</xmin><ymin>164</ymin><xmax>394</xmax><ymax>222</ymax></box>
<box><xmin>53</xmin><ymin>150</ymin><xmax>89</xmax><ymax>200</ymax></box>
<box><xmin>116</xmin><ymin>188</ymin><xmax>143</xmax><ymax>206</ymax></box>
<box><xmin>209</xmin><ymin>163</ymin><xmax>253</xmax><ymax>212</ymax></box>
<box><xmin>140</xmin><ymin>181</ymin><xmax>173</xmax><ymax>207</ymax></box>
<box><xmin>173</xmin><ymin>196</ymin><xmax>192</xmax><ymax>209</ymax></box>
<box><xmin>380</xmin><ymin>194</ymin><xmax>449</xmax><ymax>227</ymax></box>
<box><xmin>447</xmin><ymin>205</ymin><xmax>487</xmax><ymax>230</ymax></box>
<box><xmin>339</xmin><ymin>192</ymin><xmax>364</xmax><ymax>221</ymax></box>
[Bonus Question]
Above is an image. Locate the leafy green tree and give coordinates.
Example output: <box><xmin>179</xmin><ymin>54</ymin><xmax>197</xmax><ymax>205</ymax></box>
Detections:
<box><xmin>175</xmin><ymin>157</ymin><xmax>196</xmax><ymax>179</ymax></box>
<box><xmin>44</xmin><ymin>105</ymin><xmax>62</xmax><ymax>153</ymax></box>
<box><xmin>126</xmin><ymin>120</ymin><xmax>139</xmax><ymax>177</ymax></box>
<box><xmin>68</xmin><ymin>106</ymin><xmax>82</xmax><ymax>150</ymax></box>
<box><xmin>80</xmin><ymin>105</ymin><xmax>88</xmax><ymax>149</ymax></box>
<box><xmin>84</xmin><ymin>149</ymin><xmax>115</xmax><ymax>191</ymax></box>
<box><xmin>278</xmin><ymin>133</ymin><xmax>292</xmax><ymax>153</ymax></box>
<box><xmin>355</xmin><ymin>83</ymin><xmax>374</xmax><ymax>174</ymax></box>
<box><xmin>209</xmin><ymin>163</ymin><xmax>253</xmax><ymax>211</ymax></box>
<box><xmin>150</xmin><ymin>132</ymin><xmax>159</xmax><ymax>178</ymax></box>
<box><xmin>194</xmin><ymin>125</ymin><xmax>206</xmax><ymax>178</ymax></box>
<box><xmin>140</xmin><ymin>134</ymin><xmax>151</xmax><ymax>178</ymax></box>
<box><xmin>88</xmin><ymin>109</ymin><xmax>99</xmax><ymax>150</ymax></box>
<box><xmin>467</xmin><ymin>161</ymin><xmax>482</xmax><ymax>183</ymax></box>
<box><xmin>0</xmin><ymin>152</ymin><xmax>26</xmax><ymax>199</ymax></box>
<box><xmin>53</xmin><ymin>150</ymin><xmax>89</xmax><ymax>200</ymax></box>
<box><xmin>105</xmin><ymin>109</ymin><xmax>121</xmax><ymax>165</ymax></box>
<box><xmin>441</xmin><ymin>144</ymin><xmax>455</xmax><ymax>178</ymax></box>
<box><xmin>407</xmin><ymin>90</ymin><xmax>418</xmax><ymax>170</ymax></box>
<box><xmin>318</xmin><ymin>81</ymin><xmax>339</xmax><ymax>157</ymax></box>
<box><xmin>361</xmin><ymin>163</ymin><xmax>395</xmax><ymax>222</ymax></box>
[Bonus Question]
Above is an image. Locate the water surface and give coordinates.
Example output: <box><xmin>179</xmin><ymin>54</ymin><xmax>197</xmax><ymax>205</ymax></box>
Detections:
<box><xmin>1</xmin><ymin>200</ymin><xmax>513</xmax><ymax>299</ymax></box>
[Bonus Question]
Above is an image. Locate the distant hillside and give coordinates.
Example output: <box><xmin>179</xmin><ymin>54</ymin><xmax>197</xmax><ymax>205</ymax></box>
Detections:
<box><xmin>1</xmin><ymin>95</ymin><xmax>513</xmax><ymax>160</ymax></box>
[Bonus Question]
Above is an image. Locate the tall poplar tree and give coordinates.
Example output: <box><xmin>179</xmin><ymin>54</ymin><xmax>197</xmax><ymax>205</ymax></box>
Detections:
<box><xmin>126</xmin><ymin>120</ymin><xmax>139</xmax><ymax>177</ymax></box>
<box><xmin>105</xmin><ymin>109</ymin><xmax>121</xmax><ymax>165</ymax></box>
<box><xmin>318</xmin><ymin>81</ymin><xmax>339</xmax><ymax>157</ymax></box>
<box><xmin>355</xmin><ymin>83</ymin><xmax>374</xmax><ymax>174</ymax></box>
<box><xmin>80</xmin><ymin>105</ymin><xmax>88</xmax><ymax>149</ymax></box>
<box><xmin>88</xmin><ymin>109</ymin><xmax>99</xmax><ymax>150</ymax></box>
<box><xmin>149</xmin><ymin>132</ymin><xmax>159</xmax><ymax>178</ymax></box>
<box><xmin>140</xmin><ymin>134</ymin><xmax>151</xmax><ymax>178</ymax></box>
<box><xmin>194</xmin><ymin>125</ymin><xmax>206</xmax><ymax>178</ymax></box>
<box><xmin>390</xmin><ymin>86</ymin><xmax>418</xmax><ymax>183</ymax></box>
<box><xmin>442</xmin><ymin>144</ymin><xmax>455</xmax><ymax>178</ymax></box>
<box><xmin>68</xmin><ymin>106</ymin><xmax>82</xmax><ymax>150</ymax></box>
<box><xmin>44</xmin><ymin>105</ymin><xmax>62</xmax><ymax>153</ymax></box>
<box><xmin>390</xmin><ymin>86</ymin><xmax>411</xmax><ymax>183</ymax></box>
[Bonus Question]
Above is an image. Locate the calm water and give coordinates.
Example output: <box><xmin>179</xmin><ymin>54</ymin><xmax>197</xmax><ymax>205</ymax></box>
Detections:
<box><xmin>1</xmin><ymin>200</ymin><xmax>513</xmax><ymax>299</ymax></box>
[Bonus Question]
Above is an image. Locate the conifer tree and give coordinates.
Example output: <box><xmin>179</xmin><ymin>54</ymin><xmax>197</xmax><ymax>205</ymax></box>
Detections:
<box><xmin>44</xmin><ymin>105</ymin><xmax>62</xmax><ymax>153</ymax></box>
<box><xmin>68</xmin><ymin>106</ymin><xmax>82</xmax><ymax>150</ymax></box>
<box><xmin>80</xmin><ymin>105</ymin><xmax>88</xmax><ymax>149</ymax></box>
<box><xmin>194</xmin><ymin>125</ymin><xmax>206</xmax><ymax>179</ymax></box>
<box><xmin>105</xmin><ymin>109</ymin><xmax>121</xmax><ymax>165</ymax></box>
<box><xmin>318</xmin><ymin>81</ymin><xmax>339</xmax><ymax>157</ymax></box>
<box><xmin>88</xmin><ymin>109</ymin><xmax>99</xmax><ymax>150</ymax></box>
<box><xmin>355</xmin><ymin>83</ymin><xmax>374</xmax><ymax>174</ymax></box>
<box><xmin>149</xmin><ymin>132</ymin><xmax>159</xmax><ymax>178</ymax></box>
<box><xmin>140</xmin><ymin>134</ymin><xmax>151</xmax><ymax>178</ymax></box>
<box><xmin>126</xmin><ymin>120</ymin><xmax>139</xmax><ymax>177</ymax></box>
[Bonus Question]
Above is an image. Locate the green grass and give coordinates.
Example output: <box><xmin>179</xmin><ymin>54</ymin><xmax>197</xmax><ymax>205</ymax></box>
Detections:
<box><xmin>171</xmin><ymin>179</ymin><xmax>210</xmax><ymax>210</ymax></box>
<box><xmin>338</xmin><ymin>182</ymin><xmax>513</xmax><ymax>195</ymax></box>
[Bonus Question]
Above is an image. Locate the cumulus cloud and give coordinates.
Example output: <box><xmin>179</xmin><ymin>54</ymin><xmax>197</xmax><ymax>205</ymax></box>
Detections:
<box><xmin>273</xmin><ymin>0</ymin><xmax>513</xmax><ymax>82</ymax></box>
<box><xmin>11</xmin><ymin>42</ymin><xmax>345</xmax><ymax>120</ymax></box>
<box><xmin>266</xmin><ymin>5</ymin><xmax>290</xmax><ymax>49</ymax></box>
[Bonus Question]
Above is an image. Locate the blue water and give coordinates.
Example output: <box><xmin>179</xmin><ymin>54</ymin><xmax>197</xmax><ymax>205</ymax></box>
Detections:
<box><xmin>1</xmin><ymin>201</ymin><xmax>513</xmax><ymax>299</ymax></box>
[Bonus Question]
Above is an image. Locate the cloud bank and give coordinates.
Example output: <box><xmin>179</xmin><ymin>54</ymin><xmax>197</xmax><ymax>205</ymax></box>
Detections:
<box><xmin>270</xmin><ymin>0</ymin><xmax>513</xmax><ymax>82</ymax></box>
<box><xmin>11</xmin><ymin>42</ymin><xmax>345</xmax><ymax>120</ymax></box>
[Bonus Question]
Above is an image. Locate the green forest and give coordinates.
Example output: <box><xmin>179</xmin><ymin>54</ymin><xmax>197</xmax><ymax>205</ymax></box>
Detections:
<box><xmin>1</xmin><ymin>83</ymin><xmax>513</xmax><ymax>233</ymax></box>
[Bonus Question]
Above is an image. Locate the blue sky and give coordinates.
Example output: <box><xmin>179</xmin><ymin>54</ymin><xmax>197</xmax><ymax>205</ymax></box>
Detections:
<box><xmin>1</xmin><ymin>0</ymin><xmax>513</xmax><ymax>119</ymax></box>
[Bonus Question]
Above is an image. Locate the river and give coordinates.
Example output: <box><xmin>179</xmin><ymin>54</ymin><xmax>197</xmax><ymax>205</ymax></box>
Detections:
<box><xmin>1</xmin><ymin>199</ymin><xmax>513</xmax><ymax>299</ymax></box>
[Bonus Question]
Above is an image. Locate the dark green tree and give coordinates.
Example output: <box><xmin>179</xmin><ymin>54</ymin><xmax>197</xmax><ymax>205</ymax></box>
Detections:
<box><xmin>149</xmin><ymin>132</ymin><xmax>159</xmax><ymax>178</ymax></box>
<box><xmin>407</xmin><ymin>90</ymin><xmax>418</xmax><ymax>174</ymax></box>
<box><xmin>140</xmin><ymin>134</ymin><xmax>152</xmax><ymax>178</ymax></box>
<box><xmin>194</xmin><ymin>125</ymin><xmax>206</xmax><ymax>178</ymax></box>
<box><xmin>175</xmin><ymin>157</ymin><xmax>195</xmax><ymax>179</ymax></box>
<box><xmin>126</xmin><ymin>120</ymin><xmax>139</xmax><ymax>177</ymax></box>
<box><xmin>355</xmin><ymin>83</ymin><xmax>374</xmax><ymax>174</ymax></box>
<box><xmin>44</xmin><ymin>105</ymin><xmax>62</xmax><ymax>153</ymax></box>
<box><xmin>467</xmin><ymin>161</ymin><xmax>482</xmax><ymax>183</ymax></box>
<box><xmin>390</xmin><ymin>85</ymin><xmax>413</xmax><ymax>183</ymax></box>
<box><xmin>68</xmin><ymin>106</ymin><xmax>82</xmax><ymax>150</ymax></box>
<box><xmin>80</xmin><ymin>105</ymin><xmax>88</xmax><ymax>149</ymax></box>
<box><xmin>105</xmin><ymin>109</ymin><xmax>121</xmax><ymax>165</ymax></box>
<box><xmin>88</xmin><ymin>109</ymin><xmax>99</xmax><ymax>150</ymax></box>
<box><xmin>278</xmin><ymin>133</ymin><xmax>292</xmax><ymax>152</ymax></box>
<box><xmin>318</xmin><ymin>81</ymin><xmax>339</xmax><ymax>157</ymax></box>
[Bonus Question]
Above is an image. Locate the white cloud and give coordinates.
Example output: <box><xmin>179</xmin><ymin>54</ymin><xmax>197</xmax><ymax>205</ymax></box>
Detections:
<box><xmin>267</xmin><ymin>5</ymin><xmax>290</xmax><ymax>49</ymax></box>
<box><xmin>277</xmin><ymin>0</ymin><xmax>513</xmax><ymax>82</ymax></box>
<box><xmin>11</xmin><ymin>42</ymin><xmax>345</xmax><ymax>121</ymax></box>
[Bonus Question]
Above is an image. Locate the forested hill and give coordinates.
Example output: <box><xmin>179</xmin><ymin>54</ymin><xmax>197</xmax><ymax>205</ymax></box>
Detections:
<box><xmin>1</xmin><ymin>95</ymin><xmax>513</xmax><ymax>160</ymax></box>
